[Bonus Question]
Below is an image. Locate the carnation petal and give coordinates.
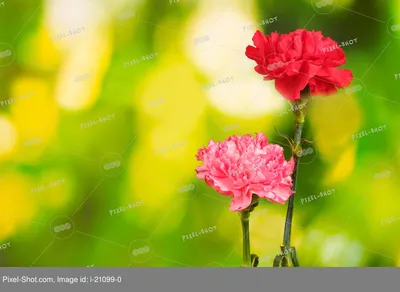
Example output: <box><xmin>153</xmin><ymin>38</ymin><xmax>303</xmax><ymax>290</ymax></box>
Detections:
<box><xmin>333</xmin><ymin>68</ymin><xmax>353</xmax><ymax>87</ymax></box>
<box><xmin>204</xmin><ymin>175</ymin><xmax>233</xmax><ymax>196</ymax></box>
<box><xmin>274</xmin><ymin>74</ymin><xmax>309</xmax><ymax>100</ymax></box>
<box><xmin>195</xmin><ymin>165</ymin><xmax>209</xmax><ymax>179</ymax></box>
<box><xmin>310</xmin><ymin>67</ymin><xmax>353</xmax><ymax>96</ymax></box>
<box><xmin>259</xmin><ymin>185</ymin><xmax>293</xmax><ymax>204</ymax></box>
<box><xmin>245</xmin><ymin>45</ymin><xmax>262</xmax><ymax>63</ymax></box>
<box><xmin>252</xmin><ymin>30</ymin><xmax>266</xmax><ymax>48</ymax></box>
<box><xmin>309</xmin><ymin>77</ymin><xmax>337</xmax><ymax>96</ymax></box>
<box><xmin>254</xmin><ymin>65</ymin><xmax>268</xmax><ymax>75</ymax></box>
<box><xmin>230</xmin><ymin>190</ymin><xmax>252</xmax><ymax>211</ymax></box>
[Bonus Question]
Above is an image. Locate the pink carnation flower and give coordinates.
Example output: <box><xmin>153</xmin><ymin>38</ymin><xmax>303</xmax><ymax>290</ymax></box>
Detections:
<box><xmin>195</xmin><ymin>133</ymin><xmax>295</xmax><ymax>212</ymax></box>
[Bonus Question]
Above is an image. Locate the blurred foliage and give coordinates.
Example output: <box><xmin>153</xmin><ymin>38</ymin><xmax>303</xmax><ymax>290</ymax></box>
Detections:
<box><xmin>0</xmin><ymin>0</ymin><xmax>399</xmax><ymax>267</ymax></box>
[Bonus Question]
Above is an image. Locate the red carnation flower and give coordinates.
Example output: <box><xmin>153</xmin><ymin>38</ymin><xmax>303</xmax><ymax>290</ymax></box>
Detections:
<box><xmin>245</xmin><ymin>29</ymin><xmax>353</xmax><ymax>100</ymax></box>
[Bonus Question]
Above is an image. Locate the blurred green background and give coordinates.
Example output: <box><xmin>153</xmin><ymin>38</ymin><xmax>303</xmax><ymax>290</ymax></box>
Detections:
<box><xmin>0</xmin><ymin>0</ymin><xmax>400</xmax><ymax>267</ymax></box>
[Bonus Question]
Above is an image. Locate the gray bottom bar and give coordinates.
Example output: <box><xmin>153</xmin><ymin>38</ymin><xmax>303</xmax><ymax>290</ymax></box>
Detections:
<box><xmin>0</xmin><ymin>268</ymin><xmax>399</xmax><ymax>292</ymax></box>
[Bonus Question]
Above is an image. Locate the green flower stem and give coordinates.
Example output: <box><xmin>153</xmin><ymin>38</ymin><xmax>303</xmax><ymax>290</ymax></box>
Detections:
<box><xmin>282</xmin><ymin>96</ymin><xmax>308</xmax><ymax>267</ymax></box>
<box><xmin>239</xmin><ymin>210</ymin><xmax>251</xmax><ymax>267</ymax></box>
<box><xmin>283</xmin><ymin>122</ymin><xmax>303</xmax><ymax>250</ymax></box>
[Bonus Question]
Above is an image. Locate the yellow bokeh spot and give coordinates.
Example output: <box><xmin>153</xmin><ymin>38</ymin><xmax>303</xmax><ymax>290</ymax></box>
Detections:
<box><xmin>55</xmin><ymin>29</ymin><xmax>112</xmax><ymax>110</ymax></box>
<box><xmin>396</xmin><ymin>249</ymin><xmax>400</xmax><ymax>267</ymax></box>
<box><xmin>0</xmin><ymin>174</ymin><xmax>37</xmax><ymax>241</ymax></box>
<box><xmin>327</xmin><ymin>144</ymin><xmax>356</xmax><ymax>183</ymax></box>
<box><xmin>364</xmin><ymin>169</ymin><xmax>398</xmax><ymax>232</ymax></box>
<box><xmin>303</xmin><ymin>0</ymin><xmax>354</xmax><ymax>8</ymax></box>
<box><xmin>137</xmin><ymin>61</ymin><xmax>206</xmax><ymax>129</ymax></box>
<box><xmin>32</xmin><ymin>171</ymin><xmax>71</xmax><ymax>209</ymax></box>
<box><xmin>309</xmin><ymin>92</ymin><xmax>362</xmax><ymax>163</ymax></box>
<box><xmin>21</xmin><ymin>24</ymin><xmax>60</xmax><ymax>71</ymax></box>
<box><xmin>10</xmin><ymin>76</ymin><xmax>58</xmax><ymax>162</ymax></box>
<box><xmin>130</xmin><ymin>59</ymin><xmax>207</xmax><ymax>230</ymax></box>
<box><xmin>0</xmin><ymin>116</ymin><xmax>18</xmax><ymax>157</ymax></box>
